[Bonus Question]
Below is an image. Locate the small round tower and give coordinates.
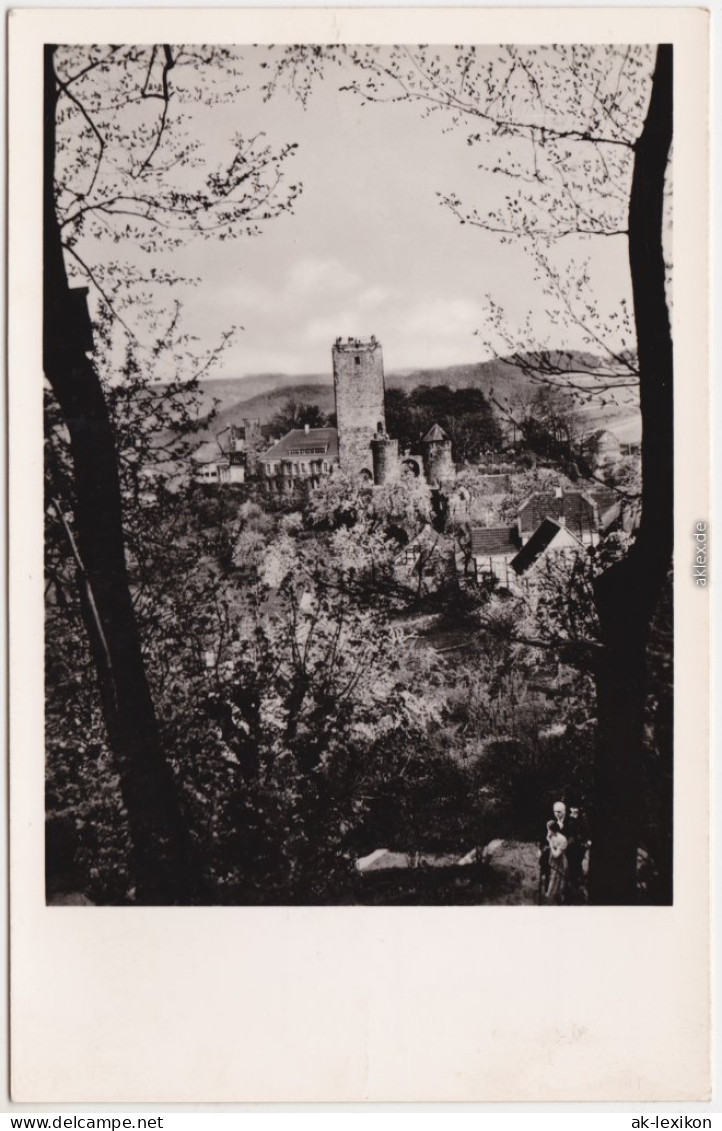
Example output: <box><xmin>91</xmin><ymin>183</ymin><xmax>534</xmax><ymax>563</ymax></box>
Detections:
<box><xmin>371</xmin><ymin>425</ymin><xmax>399</xmax><ymax>486</ymax></box>
<box><xmin>421</xmin><ymin>423</ymin><xmax>455</xmax><ymax>485</ymax></box>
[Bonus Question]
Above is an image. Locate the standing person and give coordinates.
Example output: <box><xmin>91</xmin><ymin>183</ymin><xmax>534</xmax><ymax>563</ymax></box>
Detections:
<box><xmin>538</xmin><ymin>801</ymin><xmax>567</xmax><ymax>895</ymax></box>
<box><xmin>552</xmin><ymin>800</ymin><xmax>567</xmax><ymax>832</ymax></box>
<box><xmin>545</xmin><ymin>819</ymin><xmax>568</xmax><ymax>903</ymax></box>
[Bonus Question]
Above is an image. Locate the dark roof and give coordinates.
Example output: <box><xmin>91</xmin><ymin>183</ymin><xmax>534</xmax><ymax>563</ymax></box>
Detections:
<box><xmin>557</xmin><ymin>491</ymin><xmax>597</xmax><ymax>535</ymax></box>
<box><xmin>517</xmin><ymin>492</ymin><xmax>559</xmax><ymax>522</ymax></box>
<box><xmin>259</xmin><ymin>427</ymin><xmax>339</xmax><ymax>463</ymax></box>
<box><xmin>469</xmin><ymin>526</ymin><xmax>520</xmax><ymax>556</ymax></box>
<box><xmin>511</xmin><ymin>519</ymin><xmax>565</xmax><ymax>574</ymax></box>
<box><xmin>422</xmin><ymin>423</ymin><xmax>449</xmax><ymax>443</ymax></box>
<box><xmin>517</xmin><ymin>490</ymin><xmax>598</xmax><ymax>537</ymax></box>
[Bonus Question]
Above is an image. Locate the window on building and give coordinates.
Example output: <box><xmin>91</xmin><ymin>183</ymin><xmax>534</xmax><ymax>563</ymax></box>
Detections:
<box><xmin>354</xmin><ymin>355</ymin><xmax>360</xmax><ymax>365</ymax></box>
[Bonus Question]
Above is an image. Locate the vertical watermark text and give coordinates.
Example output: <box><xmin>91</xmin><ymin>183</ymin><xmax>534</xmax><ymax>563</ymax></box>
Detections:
<box><xmin>693</xmin><ymin>521</ymin><xmax>708</xmax><ymax>586</ymax></box>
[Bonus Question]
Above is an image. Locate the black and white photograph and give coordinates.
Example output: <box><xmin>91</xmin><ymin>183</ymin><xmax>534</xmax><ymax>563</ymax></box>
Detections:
<box><xmin>8</xmin><ymin>4</ymin><xmax>712</xmax><ymax>1104</ymax></box>
<box><xmin>42</xmin><ymin>39</ymin><xmax>675</xmax><ymax>909</ymax></box>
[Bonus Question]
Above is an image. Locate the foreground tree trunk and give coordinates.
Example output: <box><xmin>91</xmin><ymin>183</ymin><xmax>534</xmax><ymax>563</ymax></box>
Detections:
<box><xmin>590</xmin><ymin>45</ymin><xmax>673</xmax><ymax>904</ymax></box>
<box><xmin>43</xmin><ymin>45</ymin><xmax>190</xmax><ymax>904</ymax></box>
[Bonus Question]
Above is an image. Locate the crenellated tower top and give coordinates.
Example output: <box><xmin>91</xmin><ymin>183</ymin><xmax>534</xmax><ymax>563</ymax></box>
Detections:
<box><xmin>333</xmin><ymin>335</ymin><xmax>380</xmax><ymax>353</ymax></box>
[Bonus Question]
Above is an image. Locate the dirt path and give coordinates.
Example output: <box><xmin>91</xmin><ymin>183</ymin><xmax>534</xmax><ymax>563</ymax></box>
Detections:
<box><xmin>353</xmin><ymin>839</ymin><xmax>564</xmax><ymax>905</ymax></box>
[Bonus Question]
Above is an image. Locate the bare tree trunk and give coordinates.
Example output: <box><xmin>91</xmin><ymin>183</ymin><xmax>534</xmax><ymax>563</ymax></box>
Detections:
<box><xmin>590</xmin><ymin>45</ymin><xmax>673</xmax><ymax>904</ymax></box>
<box><xmin>44</xmin><ymin>45</ymin><xmax>190</xmax><ymax>904</ymax></box>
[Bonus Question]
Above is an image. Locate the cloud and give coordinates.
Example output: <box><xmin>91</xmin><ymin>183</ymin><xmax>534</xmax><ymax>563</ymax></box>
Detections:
<box><xmin>189</xmin><ymin>276</ymin><xmax>488</xmax><ymax>376</ymax></box>
<box><xmin>397</xmin><ymin>297</ymin><xmax>482</xmax><ymax>339</ymax></box>
<box><xmin>219</xmin><ymin>341</ymin><xmax>312</xmax><ymax>377</ymax></box>
<box><xmin>302</xmin><ymin>295</ymin><xmax>486</xmax><ymax>371</ymax></box>
<box><xmin>357</xmin><ymin>285</ymin><xmax>398</xmax><ymax>309</ymax></box>
<box><xmin>285</xmin><ymin>257</ymin><xmax>360</xmax><ymax>296</ymax></box>
<box><xmin>304</xmin><ymin>312</ymin><xmax>359</xmax><ymax>345</ymax></box>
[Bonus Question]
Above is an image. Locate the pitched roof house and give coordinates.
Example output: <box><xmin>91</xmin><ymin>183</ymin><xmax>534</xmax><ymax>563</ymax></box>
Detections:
<box><xmin>511</xmin><ymin>518</ymin><xmax>585</xmax><ymax>575</ymax></box>
<box><xmin>469</xmin><ymin>527</ymin><xmax>521</xmax><ymax>557</ymax></box>
<box><xmin>258</xmin><ymin>426</ymin><xmax>340</xmax><ymax>483</ymax></box>
<box><xmin>192</xmin><ymin>420</ymin><xmax>263</xmax><ymax>485</ymax></box>
<box><xmin>581</xmin><ymin>428</ymin><xmax>622</xmax><ymax>470</ymax></box>
<box><xmin>192</xmin><ymin>431</ymin><xmax>246</xmax><ymax>484</ymax></box>
<box><xmin>517</xmin><ymin>489</ymin><xmax>600</xmax><ymax>544</ymax></box>
<box><xmin>462</xmin><ymin>524</ymin><xmax>522</xmax><ymax>589</ymax></box>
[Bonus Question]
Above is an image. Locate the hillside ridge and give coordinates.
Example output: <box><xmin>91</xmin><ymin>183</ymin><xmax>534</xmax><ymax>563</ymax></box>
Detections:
<box><xmin>190</xmin><ymin>353</ymin><xmax>641</xmax><ymax>442</ymax></box>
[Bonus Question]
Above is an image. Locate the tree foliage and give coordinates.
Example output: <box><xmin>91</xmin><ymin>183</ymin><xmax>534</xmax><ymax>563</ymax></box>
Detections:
<box><xmin>46</xmin><ymin>42</ymin><xmax>673</xmax><ymax>904</ymax></box>
<box><xmin>45</xmin><ymin>43</ymin><xmax>303</xmax><ymax>901</ymax></box>
<box><xmin>385</xmin><ymin>384</ymin><xmax>501</xmax><ymax>462</ymax></box>
<box><xmin>268</xmin><ymin>398</ymin><xmax>331</xmax><ymax>436</ymax></box>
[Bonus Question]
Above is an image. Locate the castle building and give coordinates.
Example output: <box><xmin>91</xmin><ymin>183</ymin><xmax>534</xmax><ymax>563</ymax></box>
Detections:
<box><xmin>196</xmin><ymin>336</ymin><xmax>457</xmax><ymax>493</ymax></box>
<box><xmin>332</xmin><ymin>336</ymin><xmax>385</xmax><ymax>479</ymax></box>
<box><xmin>257</xmin><ymin>334</ymin><xmax>457</xmax><ymax>490</ymax></box>
<box><xmin>421</xmin><ymin>423</ymin><xmax>455</xmax><ymax>486</ymax></box>
<box><xmin>370</xmin><ymin>425</ymin><xmax>400</xmax><ymax>486</ymax></box>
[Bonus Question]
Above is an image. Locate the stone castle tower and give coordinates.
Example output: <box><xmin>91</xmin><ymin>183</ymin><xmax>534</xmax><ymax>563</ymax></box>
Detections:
<box><xmin>421</xmin><ymin>423</ymin><xmax>455</xmax><ymax>486</ymax></box>
<box><xmin>370</xmin><ymin>424</ymin><xmax>399</xmax><ymax>486</ymax></box>
<box><xmin>332</xmin><ymin>336</ymin><xmax>385</xmax><ymax>477</ymax></box>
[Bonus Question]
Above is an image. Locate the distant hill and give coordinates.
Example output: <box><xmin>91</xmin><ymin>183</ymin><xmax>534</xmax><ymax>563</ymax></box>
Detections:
<box><xmin>386</xmin><ymin>358</ymin><xmax>537</xmax><ymax>397</ymax></box>
<box><xmin>190</xmin><ymin>353</ymin><xmax>640</xmax><ymax>443</ymax></box>
<box><xmin>196</xmin><ymin>358</ymin><xmax>535</xmax><ymax>421</ymax></box>
<box><xmin>198</xmin><ymin>382</ymin><xmax>335</xmax><ymax>439</ymax></box>
<box><xmin>188</xmin><ymin>371</ymin><xmax>332</xmax><ymax>424</ymax></box>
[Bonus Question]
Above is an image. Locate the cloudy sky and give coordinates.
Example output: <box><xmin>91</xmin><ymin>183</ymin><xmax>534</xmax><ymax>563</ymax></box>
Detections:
<box><xmin>106</xmin><ymin>47</ymin><xmax>640</xmax><ymax>381</ymax></box>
